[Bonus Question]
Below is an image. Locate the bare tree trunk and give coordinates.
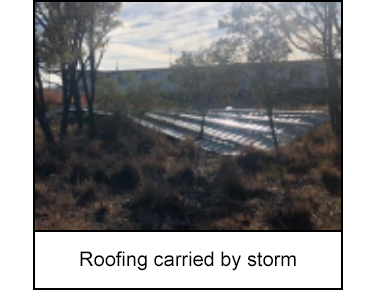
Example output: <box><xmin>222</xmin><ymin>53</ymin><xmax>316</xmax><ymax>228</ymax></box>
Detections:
<box><xmin>197</xmin><ymin>95</ymin><xmax>211</xmax><ymax>140</ymax></box>
<box><xmin>265</xmin><ymin>92</ymin><xmax>284</xmax><ymax>184</ymax></box>
<box><xmin>69</xmin><ymin>63</ymin><xmax>83</xmax><ymax>131</ymax></box>
<box><xmin>260</xmin><ymin>64</ymin><xmax>284</xmax><ymax>185</ymax></box>
<box><xmin>198</xmin><ymin>111</ymin><xmax>207</xmax><ymax>140</ymax></box>
<box><xmin>79</xmin><ymin>57</ymin><xmax>90</xmax><ymax>109</ymax></box>
<box><xmin>34</xmin><ymin>40</ymin><xmax>55</xmax><ymax>146</ymax></box>
<box><xmin>325</xmin><ymin>3</ymin><xmax>341</xmax><ymax>139</ymax></box>
<box><xmin>60</xmin><ymin>64</ymin><xmax>71</xmax><ymax>140</ymax></box>
<box><xmin>35</xmin><ymin>85</ymin><xmax>55</xmax><ymax>146</ymax></box>
<box><xmin>88</xmin><ymin>53</ymin><xmax>97</xmax><ymax>138</ymax></box>
<box><xmin>88</xmin><ymin>22</ymin><xmax>97</xmax><ymax>139</ymax></box>
<box><xmin>326</xmin><ymin>59</ymin><xmax>341</xmax><ymax>138</ymax></box>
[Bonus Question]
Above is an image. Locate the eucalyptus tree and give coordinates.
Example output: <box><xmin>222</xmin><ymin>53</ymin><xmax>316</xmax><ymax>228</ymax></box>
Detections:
<box><xmin>172</xmin><ymin>50</ymin><xmax>209</xmax><ymax>139</ymax></box>
<box><xmin>276</xmin><ymin>2</ymin><xmax>342</xmax><ymax>137</ymax></box>
<box><xmin>79</xmin><ymin>2</ymin><xmax>122</xmax><ymax>138</ymax></box>
<box><xmin>226</xmin><ymin>2</ymin><xmax>342</xmax><ymax>137</ymax></box>
<box><xmin>35</xmin><ymin>2</ymin><xmax>55</xmax><ymax>145</ymax></box>
<box><xmin>37</xmin><ymin>2</ymin><xmax>89</xmax><ymax>137</ymax></box>
<box><xmin>172</xmin><ymin>45</ymin><xmax>242</xmax><ymax>140</ymax></box>
<box><xmin>35</xmin><ymin>2</ymin><xmax>121</xmax><ymax>139</ymax></box>
<box><xmin>219</xmin><ymin>2</ymin><xmax>293</xmax><ymax>182</ymax></box>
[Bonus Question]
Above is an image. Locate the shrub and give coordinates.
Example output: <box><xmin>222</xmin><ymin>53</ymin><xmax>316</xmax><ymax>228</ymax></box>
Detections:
<box><xmin>97</xmin><ymin>115</ymin><xmax>122</xmax><ymax>142</ymax></box>
<box><xmin>305</xmin><ymin>123</ymin><xmax>333</xmax><ymax>145</ymax></box>
<box><xmin>94</xmin><ymin>203</ymin><xmax>108</xmax><ymax>223</ymax></box>
<box><xmin>130</xmin><ymin>183</ymin><xmax>186</xmax><ymax>230</ymax></box>
<box><xmin>34</xmin><ymin>183</ymin><xmax>50</xmax><ymax>205</ymax></box>
<box><xmin>92</xmin><ymin>168</ymin><xmax>110</xmax><ymax>184</ymax></box>
<box><xmin>320</xmin><ymin>163</ymin><xmax>342</xmax><ymax>197</ymax></box>
<box><xmin>35</xmin><ymin>155</ymin><xmax>59</xmax><ymax>178</ymax></box>
<box><xmin>169</xmin><ymin>164</ymin><xmax>195</xmax><ymax>187</ymax></box>
<box><xmin>236</xmin><ymin>146</ymin><xmax>276</xmax><ymax>174</ymax></box>
<box><xmin>141</xmin><ymin>157</ymin><xmax>167</xmax><ymax>179</ymax></box>
<box><xmin>50</xmin><ymin>142</ymin><xmax>72</xmax><ymax>161</ymax></box>
<box><xmin>75</xmin><ymin>182</ymin><xmax>96</xmax><ymax>207</ymax></box>
<box><xmin>178</xmin><ymin>138</ymin><xmax>198</xmax><ymax>162</ymax></box>
<box><xmin>68</xmin><ymin>156</ymin><xmax>90</xmax><ymax>185</ymax></box>
<box><xmin>110</xmin><ymin>163</ymin><xmax>140</xmax><ymax>192</ymax></box>
<box><xmin>281</xmin><ymin>144</ymin><xmax>312</xmax><ymax>175</ymax></box>
<box><xmin>136</xmin><ymin>131</ymin><xmax>157</xmax><ymax>156</ymax></box>
<box><xmin>87</xmin><ymin>140</ymin><xmax>103</xmax><ymax>159</ymax></box>
<box><xmin>218</xmin><ymin>159</ymin><xmax>248</xmax><ymax>201</ymax></box>
<box><xmin>267</xmin><ymin>197</ymin><xmax>314</xmax><ymax>230</ymax></box>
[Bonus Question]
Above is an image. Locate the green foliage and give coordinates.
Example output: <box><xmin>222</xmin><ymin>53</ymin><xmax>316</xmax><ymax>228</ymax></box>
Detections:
<box><xmin>97</xmin><ymin>78</ymin><xmax>127</xmax><ymax>115</ymax></box>
<box><xmin>37</xmin><ymin>2</ymin><xmax>121</xmax><ymax>68</ymax></box>
<box><xmin>171</xmin><ymin>46</ymin><xmax>243</xmax><ymax>113</ymax></box>
<box><xmin>126</xmin><ymin>81</ymin><xmax>163</xmax><ymax>116</ymax></box>
<box><xmin>97</xmin><ymin>74</ymin><xmax>165</xmax><ymax>117</ymax></box>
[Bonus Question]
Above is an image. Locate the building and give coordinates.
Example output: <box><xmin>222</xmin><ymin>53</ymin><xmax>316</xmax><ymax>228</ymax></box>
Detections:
<box><xmin>86</xmin><ymin>59</ymin><xmax>341</xmax><ymax>94</ymax></box>
<box><xmin>94</xmin><ymin>68</ymin><xmax>179</xmax><ymax>92</ymax></box>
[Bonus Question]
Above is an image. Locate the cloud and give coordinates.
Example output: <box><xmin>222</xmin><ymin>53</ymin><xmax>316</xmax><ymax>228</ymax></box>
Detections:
<box><xmin>101</xmin><ymin>2</ymin><xmax>233</xmax><ymax>70</ymax></box>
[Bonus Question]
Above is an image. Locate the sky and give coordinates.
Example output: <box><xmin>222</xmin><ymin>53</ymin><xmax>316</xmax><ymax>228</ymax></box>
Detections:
<box><xmin>45</xmin><ymin>2</ymin><xmax>310</xmax><ymax>85</ymax></box>
<box><xmin>101</xmin><ymin>2</ymin><xmax>234</xmax><ymax>71</ymax></box>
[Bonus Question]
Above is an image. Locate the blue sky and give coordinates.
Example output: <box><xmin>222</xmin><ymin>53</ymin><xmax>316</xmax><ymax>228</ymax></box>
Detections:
<box><xmin>101</xmin><ymin>2</ymin><xmax>234</xmax><ymax>71</ymax></box>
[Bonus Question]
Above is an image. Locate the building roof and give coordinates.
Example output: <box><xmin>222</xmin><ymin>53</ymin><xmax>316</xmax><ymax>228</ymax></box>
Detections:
<box><xmin>98</xmin><ymin>59</ymin><xmax>342</xmax><ymax>74</ymax></box>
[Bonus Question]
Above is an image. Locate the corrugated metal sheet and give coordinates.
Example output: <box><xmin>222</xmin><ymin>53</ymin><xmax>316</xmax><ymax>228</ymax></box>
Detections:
<box><xmin>133</xmin><ymin>109</ymin><xmax>329</xmax><ymax>155</ymax></box>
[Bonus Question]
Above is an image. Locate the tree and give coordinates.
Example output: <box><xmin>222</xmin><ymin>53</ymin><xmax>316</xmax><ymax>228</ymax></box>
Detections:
<box><xmin>97</xmin><ymin>77</ymin><xmax>127</xmax><ymax>115</ymax></box>
<box><xmin>35</xmin><ymin>2</ymin><xmax>121</xmax><ymax>139</ymax></box>
<box><xmin>219</xmin><ymin>2</ymin><xmax>292</xmax><ymax>183</ymax></box>
<box><xmin>80</xmin><ymin>2</ymin><xmax>122</xmax><ymax>138</ymax></box>
<box><xmin>172</xmin><ymin>50</ymin><xmax>209</xmax><ymax>139</ymax></box>
<box><xmin>127</xmin><ymin>81</ymin><xmax>163</xmax><ymax>116</ymax></box>
<box><xmin>37</xmin><ymin>2</ymin><xmax>88</xmax><ymax>138</ymax></box>
<box><xmin>172</xmin><ymin>46</ymin><xmax>242</xmax><ymax>140</ymax></box>
<box><xmin>35</xmin><ymin>2</ymin><xmax>55</xmax><ymax>146</ymax></box>
<box><xmin>273</xmin><ymin>2</ymin><xmax>342</xmax><ymax>138</ymax></box>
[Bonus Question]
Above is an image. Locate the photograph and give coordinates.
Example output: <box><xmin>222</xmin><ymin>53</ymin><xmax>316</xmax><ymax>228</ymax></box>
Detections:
<box><xmin>34</xmin><ymin>2</ymin><xmax>342</xmax><ymax>231</ymax></box>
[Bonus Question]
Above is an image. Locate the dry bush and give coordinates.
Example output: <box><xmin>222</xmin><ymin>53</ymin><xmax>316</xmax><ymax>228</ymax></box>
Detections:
<box><xmin>130</xmin><ymin>183</ymin><xmax>186</xmax><ymax>230</ymax></box>
<box><xmin>35</xmin><ymin>126</ymin><xmax>44</xmax><ymax>146</ymax></box>
<box><xmin>136</xmin><ymin>130</ymin><xmax>159</xmax><ymax>156</ymax></box>
<box><xmin>303</xmin><ymin>123</ymin><xmax>341</xmax><ymax>164</ymax></box>
<box><xmin>140</xmin><ymin>145</ymin><xmax>168</xmax><ymax>180</ymax></box>
<box><xmin>87</xmin><ymin>140</ymin><xmax>103</xmax><ymax>159</ymax></box>
<box><xmin>74</xmin><ymin>182</ymin><xmax>97</xmax><ymax>207</ymax></box>
<box><xmin>34</xmin><ymin>114</ymin><xmax>341</xmax><ymax>231</ymax></box>
<box><xmin>320</xmin><ymin>162</ymin><xmax>342</xmax><ymax>197</ymax></box>
<box><xmin>92</xmin><ymin>164</ymin><xmax>110</xmax><ymax>184</ymax></box>
<box><xmin>169</xmin><ymin>163</ymin><xmax>195</xmax><ymax>187</ymax></box>
<box><xmin>306</xmin><ymin>137</ymin><xmax>339</xmax><ymax>159</ymax></box>
<box><xmin>236</xmin><ymin>146</ymin><xmax>276</xmax><ymax>174</ymax></box>
<box><xmin>94</xmin><ymin>202</ymin><xmax>109</xmax><ymax>223</ymax></box>
<box><xmin>37</xmin><ymin>214</ymin><xmax>95</xmax><ymax>231</ymax></box>
<box><xmin>35</xmin><ymin>183</ymin><xmax>51</xmax><ymax>205</ymax></box>
<box><xmin>267</xmin><ymin>197</ymin><xmax>314</xmax><ymax>230</ymax></box>
<box><xmin>208</xmin><ymin>213</ymin><xmax>252</xmax><ymax>230</ymax></box>
<box><xmin>141</xmin><ymin>156</ymin><xmax>167</xmax><ymax>180</ymax></box>
<box><xmin>35</xmin><ymin>154</ymin><xmax>60</xmax><ymax>178</ymax></box>
<box><xmin>67</xmin><ymin>154</ymin><xmax>90</xmax><ymax>185</ymax></box>
<box><xmin>218</xmin><ymin>159</ymin><xmax>248</xmax><ymax>201</ymax></box>
<box><xmin>110</xmin><ymin>162</ymin><xmax>140</xmax><ymax>192</ymax></box>
<box><xmin>96</xmin><ymin>115</ymin><xmax>122</xmax><ymax>142</ymax></box>
<box><xmin>178</xmin><ymin>137</ymin><xmax>198</xmax><ymax>163</ymax></box>
<box><xmin>281</xmin><ymin>143</ymin><xmax>312</xmax><ymax>175</ymax></box>
<box><xmin>304</xmin><ymin>123</ymin><xmax>333</xmax><ymax>145</ymax></box>
<box><xmin>283</xmin><ymin>173</ymin><xmax>298</xmax><ymax>186</ymax></box>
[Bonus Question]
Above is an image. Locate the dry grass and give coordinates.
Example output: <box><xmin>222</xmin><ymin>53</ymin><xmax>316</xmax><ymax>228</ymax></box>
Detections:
<box><xmin>35</xmin><ymin>116</ymin><xmax>341</xmax><ymax>231</ymax></box>
<box><xmin>129</xmin><ymin>183</ymin><xmax>187</xmax><ymax>230</ymax></box>
<box><xmin>178</xmin><ymin>137</ymin><xmax>198</xmax><ymax>164</ymax></box>
<box><xmin>218</xmin><ymin>159</ymin><xmax>248</xmax><ymax>201</ymax></box>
